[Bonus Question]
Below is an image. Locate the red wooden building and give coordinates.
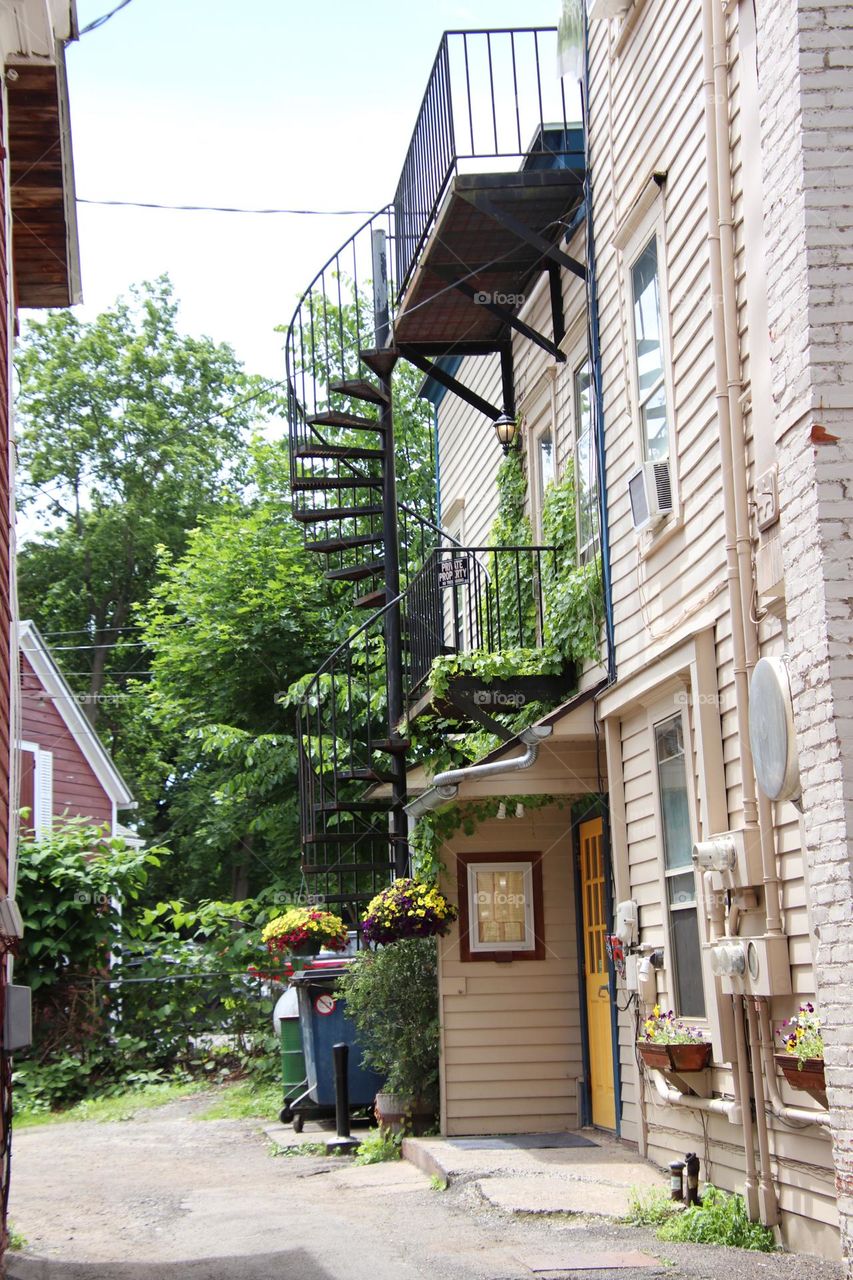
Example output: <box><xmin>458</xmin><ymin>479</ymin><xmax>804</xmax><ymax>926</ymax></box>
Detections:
<box><xmin>19</xmin><ymin>621</ymin><xmax>134</xmax><ymax>842</ymax></box>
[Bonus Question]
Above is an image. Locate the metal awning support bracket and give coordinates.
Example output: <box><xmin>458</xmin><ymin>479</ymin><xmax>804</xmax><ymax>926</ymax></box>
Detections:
<box><xmin>458</xmin><ymin>188</ymin><xmax>587</xmax><ymax>282</ymax></box>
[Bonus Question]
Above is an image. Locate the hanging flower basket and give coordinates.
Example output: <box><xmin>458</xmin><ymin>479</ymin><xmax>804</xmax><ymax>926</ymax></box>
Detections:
<box><xmin>638</xmin><ymin>1007</ymin><xmax>711</xmax><ymax>1071</ymax></box>
<box><xmin>361</xmin><ymin>879</ymin><xmax>458</xmax><ymax>946</ymax></box>
<box><xmin>249</xmin><ymin>908</ymin><xmax>349</xmax><ymax>978</ymax></box>
<box><xmin>775</xmin><ymin>1004</ymin><xmax>826</xmax><ymax>1105</ymax></box>
<box><xmin>638</xmin><ymin>1042</ymin><xmax>712</xmax><ymax>1072</ymax></box>
<box><xmin>774</xmin><ymin>1054</ymin><xmax>827</xmax><ymax>1105</ymax></box>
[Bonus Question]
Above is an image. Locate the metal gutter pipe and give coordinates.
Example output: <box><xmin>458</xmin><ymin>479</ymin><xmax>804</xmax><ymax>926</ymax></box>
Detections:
<box><xmin>404</xmin><ymin>725</ymin><xmax>553</xmax><ymax>820</ymax></box>
<box><xmin>582</xmin><ymin>4</ymin><xmax>616</xmax><ymax>685</ymax></box>
<box><xmin>649</xmin><ymin>1068</ymin><xmax>741</xmax><ymax>1123</ymax></box>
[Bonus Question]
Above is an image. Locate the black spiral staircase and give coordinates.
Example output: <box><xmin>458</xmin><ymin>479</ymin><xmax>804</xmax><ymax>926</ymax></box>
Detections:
<box><xmin>284</xmin><ymin>27</ymin><xmax>587</xmax><ymax>917</ymax></box>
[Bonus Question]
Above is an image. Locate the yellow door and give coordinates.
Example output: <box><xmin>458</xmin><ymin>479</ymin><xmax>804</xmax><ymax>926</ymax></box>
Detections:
<box><xmin>579</xmin><ymin>817</ymin><xmax>616</xmax><ymax>1130</ymax></box>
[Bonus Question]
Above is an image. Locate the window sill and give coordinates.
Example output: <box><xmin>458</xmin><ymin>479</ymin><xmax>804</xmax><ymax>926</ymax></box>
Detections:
<box><xmin>637</xmin><ymin>510</ymin><xmax>683</xmax><ymax>563</ymax></box>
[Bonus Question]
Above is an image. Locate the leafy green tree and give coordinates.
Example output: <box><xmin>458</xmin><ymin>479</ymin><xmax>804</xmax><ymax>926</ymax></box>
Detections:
<box><xmin>15</xmin><ymin>277</ymin><xmax>267</xmax><ymax>756</ymax></box>
<box><xmin>137</xmin><ymin>442</ymin><xmax>337</xmax><ymax>900</ymax></box>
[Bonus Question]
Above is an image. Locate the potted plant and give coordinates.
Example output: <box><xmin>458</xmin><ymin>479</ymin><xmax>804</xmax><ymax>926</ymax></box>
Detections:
<box><xmin>336</xmin><ymin>935</ymin><xmax>439</xmax><ymax>1134</ymax></box>
<box><xmin>638</xmin><ymin>1006</ymin><xmax>712</xmax><ymax>1071</ymax></box>
<box><xmin>775</xmin><ymin>1003</ymin><xmax>826</xmax><ymax>1104</ymax></box>
<box><xmin>361</xmin><ymin>878</ymin><xmax>457</xmax><ymax>946</ymax></box>
<box><xmin>259</xmin><ymin>907</ymin><xmax>348</xmax><ymax>967</ymax></box>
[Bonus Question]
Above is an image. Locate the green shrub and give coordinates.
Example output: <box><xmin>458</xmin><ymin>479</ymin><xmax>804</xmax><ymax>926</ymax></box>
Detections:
<box><xmin>656</xmin><ymin>1186</ymin><xmax>776</xmax><ymax>1251</ymax></box>
<box><xmin>336</xmin><ymin>937</ymin><xmax>439</xmax><ymax>1104</ymax></box>
<box><xmin>353</xmin><ymin>1126</ymin><xmax>402</xmax><ymax>1165</ymax></box>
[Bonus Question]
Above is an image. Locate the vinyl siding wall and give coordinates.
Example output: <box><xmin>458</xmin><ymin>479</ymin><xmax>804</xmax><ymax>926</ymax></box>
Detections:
<box><xmin>438</xmin><ymin>805</ymin><xmax>584</xmax><ymax>1136</ymax></box>
<box><xmin>588</xmin><ymin>0</ymin><xmax>835</xmax><ymax>1254</ymax></box>
<box><xmin>20</xmin><ymin>654</ymin><xmax>113</xmax><ymax>829</ymax></box>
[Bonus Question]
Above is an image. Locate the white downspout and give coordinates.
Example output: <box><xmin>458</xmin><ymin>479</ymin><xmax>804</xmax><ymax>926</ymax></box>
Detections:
<box><xmin>702</xmin><ymin>0</ymin><xmax>780</xmax><ymax>1225</ymax></box>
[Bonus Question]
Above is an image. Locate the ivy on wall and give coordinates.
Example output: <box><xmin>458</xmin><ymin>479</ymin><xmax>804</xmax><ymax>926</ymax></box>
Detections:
<box><xmin>412</xmin><ymin>793</ymin><xmax>564</xmax><ymax>883</ymax></box>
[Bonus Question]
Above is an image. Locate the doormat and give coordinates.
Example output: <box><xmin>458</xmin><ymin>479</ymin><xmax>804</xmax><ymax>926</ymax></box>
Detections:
<box><xmin>514</xmin><ymin>1249</ymin><xmax>658</xmax><ymax>1272</ymax></box>
<box><xmin>447</xmin><ymin>1132</ymin><xmax>598</xmax><ymax>1151</ymax></box>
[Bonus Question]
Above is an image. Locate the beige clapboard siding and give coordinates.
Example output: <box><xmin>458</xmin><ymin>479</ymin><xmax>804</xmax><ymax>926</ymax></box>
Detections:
<box><xmin>437</xmin><ymin>352</ymin><xmax>503</xmax><ymax>546</ymax></box>
<box><xmin>438</xmin><ymin>807</ymin><xmax>583</xmax><ymax>1135</ymax></box>
<box><xmin>590</xmin><ymin>0</ymin><xmax>728</xmax><ymax>677</ymax></box>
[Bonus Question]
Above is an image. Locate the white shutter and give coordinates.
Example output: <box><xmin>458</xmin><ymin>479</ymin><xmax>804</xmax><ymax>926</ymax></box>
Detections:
<box><xmin>35</xmin><ymin>750</ymin><xmax>53</xmax><ymax>840</ymax></box>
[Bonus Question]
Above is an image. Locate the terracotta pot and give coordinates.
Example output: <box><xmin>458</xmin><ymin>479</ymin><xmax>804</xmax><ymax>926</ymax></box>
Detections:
<box><xmin>638</xmin><ymin>1041</ymin><xmax>712</xmax><ymax>1072</ymax></box>
<box><xmin>774</xmin><ymin>1053</ymin><xmax>828</xmax><ymax>1107</ymax></box>
<box><xmin>374</xmin><ymin>1090</ymin><xmax>435</xmax><ymax>1136</ymax></box>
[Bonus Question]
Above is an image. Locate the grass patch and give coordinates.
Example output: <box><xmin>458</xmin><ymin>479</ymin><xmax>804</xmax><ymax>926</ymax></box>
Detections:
<box><xmin>195</xmin><ymin>1081</ymin><xmax>281</xmax><ymax>1121</ymax></box>
<box><xmin>429</xmin><ymin>1173</ymin><xmax>448</xmax><ymax>1191</ymax></box>
<box><xmin>8</xmin><ymin>1224</ymin><xmax>26</xmax><ymax>1251</ymax></box>
<box><xmin>625</xmin><ymin>1187</ymin><xmax>678</xmax><ymax>1227</ymax></box>
<box><xmin>271</xmin><ymin>1140</ymin><xmax>330</xmax><ymax>1158</ymax></box>
<box><xmin>656</xmin><ymin>1186</ymin><xmax>776</xmax><ymax>1252</ymax></box>
<box><xmin>353</xmin><ymin>1126</ymin><xmax>402</xmax><ymax>1165</ymax></box>
<box><xmin>14</xmin><ymin>1079</ymin><xmax>205</xmax><ymax>1129</ymax></box>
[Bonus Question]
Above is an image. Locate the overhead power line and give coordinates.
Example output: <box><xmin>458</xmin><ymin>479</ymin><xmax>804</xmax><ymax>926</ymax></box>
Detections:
<box><xmin>79</xmin><ymin>0</ymin><xmax>136</xmax><ymax>35</ymax></box>
<box><xmin>78</xmin><ymin>198</ymin><xmax>377</xmax><ymax>216</ymax></box>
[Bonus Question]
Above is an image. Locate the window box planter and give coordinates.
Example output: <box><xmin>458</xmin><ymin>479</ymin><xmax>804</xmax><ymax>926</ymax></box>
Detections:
<box><xmin>774</xmin><ymin>1054</ymin><xmax>828</xmax><ymax>1107</ymax></box>
<box><xmin>638</xmin><ymin>1042</ymin><xmax>712</xmax><ymax>1072</ymax></box>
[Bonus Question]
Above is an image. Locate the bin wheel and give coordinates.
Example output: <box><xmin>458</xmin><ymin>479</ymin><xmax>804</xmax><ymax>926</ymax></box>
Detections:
<box><xmin>292</xmin><ymin>1112</ymin><xmax>305</xmax><ymax>1134</ymax></box>
<box><xmin>279</xmin><ymin>1105</ymin><xmax>293</xmax><ymax>1125</ymax></box>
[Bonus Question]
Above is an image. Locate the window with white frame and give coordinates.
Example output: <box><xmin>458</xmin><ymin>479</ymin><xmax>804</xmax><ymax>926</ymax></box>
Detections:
<box><xmin>467</xmin><ymin>860</ymin><xmax>535</xmax><ymax>952</ymax></box>
<box><xmin>653</xmin><ymin>713</ymin><xmax>705</xmax><ymax>1018</ymax></box>
<box><xmin>630</xmin><ymin>235</ymin><xmax>672</xmax><ymax>465</ymax></box>
<box><xmin>573</xmin><ymin>358</ymin><xmax>599</xmax><ymax>562</ymax></box>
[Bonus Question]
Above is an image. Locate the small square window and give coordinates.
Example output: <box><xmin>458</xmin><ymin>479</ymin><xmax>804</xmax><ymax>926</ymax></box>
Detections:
<box><xmin>456</xmin><ymin>853</ymin><xmax>545</xmax><ymax>962</ymax></box>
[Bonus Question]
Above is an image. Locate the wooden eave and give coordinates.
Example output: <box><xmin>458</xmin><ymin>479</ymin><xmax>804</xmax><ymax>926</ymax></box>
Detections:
<box><xmin>7</xmin><ymin>59</ymin><xmax>78</xmax><ymax>307</ymax></box>
<box><xmin>393</xmin><ymin>168</ymin><xmax>585</xmax><ymax>350</ymax></box>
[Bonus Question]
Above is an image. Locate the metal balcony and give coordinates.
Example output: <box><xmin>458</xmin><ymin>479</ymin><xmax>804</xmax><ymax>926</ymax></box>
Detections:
<box><xmin>402</xmin><ymin>545</ymin><xmax>577</xmax><ymax>724</ymax></box>
<box><xmin>392</xmin><ymin>28</ymin><xmax>585</xmax><ymax>357</ymax></box>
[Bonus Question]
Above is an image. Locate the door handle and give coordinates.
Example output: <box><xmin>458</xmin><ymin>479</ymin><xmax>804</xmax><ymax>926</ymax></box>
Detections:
<box><xmin>598</xmin><ymin>985</ymin><xmax>610</xmax><ymax>998</ymax></box>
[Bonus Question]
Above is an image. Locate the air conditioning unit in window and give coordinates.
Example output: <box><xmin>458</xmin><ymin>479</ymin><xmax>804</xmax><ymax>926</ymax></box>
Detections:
<box><xmin>587</xmin><ymin>0</ymin><xmax>631</xmax><ymax>18</ymax></box>
<box><xmin>628</xmin><ymin>461</ymin><xmax>673</xmax><ymax>532</ymax></box>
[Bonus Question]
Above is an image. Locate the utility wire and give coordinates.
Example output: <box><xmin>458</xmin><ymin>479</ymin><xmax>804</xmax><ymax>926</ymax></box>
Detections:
<box><xmin>78</xmin><ymin>198</ymin><xmax>377</xmax><ymax>216</ymax></box>
<box><xmin>79</xmin><ymin>0</ymin><xmax>135</xmax><ymax>35</ymax></box>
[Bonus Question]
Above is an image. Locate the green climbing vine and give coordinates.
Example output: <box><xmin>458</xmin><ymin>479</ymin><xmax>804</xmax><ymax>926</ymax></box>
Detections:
<box><xmin>411</xmin><ymin>793</ymin><xmax>564</xmax><ymax>883</ymax></box>
<box><xmin>406</xmin><ymin>439</ymin><xmax>607</xmax><ymax>879</ymax></box>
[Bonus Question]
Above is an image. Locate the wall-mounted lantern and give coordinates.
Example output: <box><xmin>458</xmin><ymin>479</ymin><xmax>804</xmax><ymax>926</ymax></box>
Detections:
<box><xmin>493</xmin><ymin>412</ymin><xmax>519</xmax><ymax>454</ymax></box>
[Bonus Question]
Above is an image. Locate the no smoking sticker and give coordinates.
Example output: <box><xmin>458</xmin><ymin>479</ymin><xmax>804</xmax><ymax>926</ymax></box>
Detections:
<box><xmin>314</xmin><ymin>994</ymin><xmax>336</xmax><ymax>1016</ymax></box>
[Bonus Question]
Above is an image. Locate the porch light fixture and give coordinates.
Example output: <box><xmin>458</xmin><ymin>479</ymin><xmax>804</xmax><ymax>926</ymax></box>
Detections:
<box><xmin>493</xmin><ymin>412</ymin><xmax>518</xmax><ymax>454</ymax></box>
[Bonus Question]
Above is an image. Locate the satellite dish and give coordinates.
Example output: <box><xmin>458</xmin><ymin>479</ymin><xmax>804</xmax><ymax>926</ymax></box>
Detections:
<box><xmin>749</xmin><ymin>656</ymin><xmax>801</xmax><ymax>804</ymax></box>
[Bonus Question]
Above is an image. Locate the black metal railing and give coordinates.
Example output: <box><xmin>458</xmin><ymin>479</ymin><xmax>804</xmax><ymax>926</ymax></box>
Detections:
<box><xmin>401</xmin><ymin>544</ymin><xmax>559</xmax><ymax>696</ymax></box>
<box><xmin>394</xmin><ymin>27</ymin><xmax>571</xmax><ymax>291</ymax></box>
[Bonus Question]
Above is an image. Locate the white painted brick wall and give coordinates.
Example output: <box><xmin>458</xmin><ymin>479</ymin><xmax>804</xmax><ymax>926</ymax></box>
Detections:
<box><xmin>758</xmin><ymin>0</ymin><xmax>853</xmax><ymax>1271</ymax></box>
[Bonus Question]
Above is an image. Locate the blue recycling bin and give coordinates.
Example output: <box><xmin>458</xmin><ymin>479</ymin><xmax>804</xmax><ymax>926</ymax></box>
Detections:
<box><xmin>290</xmin><ymin>966</ymin><xmax>384</xmax><ymax>1107</ymax></box>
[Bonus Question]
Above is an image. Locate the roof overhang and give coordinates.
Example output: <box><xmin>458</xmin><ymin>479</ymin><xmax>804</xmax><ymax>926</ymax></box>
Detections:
<box><xmin>19</xmin><ymin>621</ymin><xmax>135</xmax><ymax>808</ymax></box>
<box><xmin>7</xmin><ymin>41</ymin><xmax>82</xmax><ymax>308</ymax></box>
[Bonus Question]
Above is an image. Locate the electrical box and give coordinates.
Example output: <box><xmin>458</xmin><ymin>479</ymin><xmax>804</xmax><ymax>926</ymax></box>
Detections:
<box><xmin>693</xmin><ymin>828</ymin><xmax>763</xmax><ymax>890</ymax></box>
<box><xmin>0</xmin><ymin>897</ymin><xmax>23</xmax><ymax>940</ymax></box>
<box><xmin>624</xmin><ymin>955</ymin><xmax>639</xmax><ymax>992</ymax></box>
<box><xmin>709</xmin><ymin>936</ymin><xmax>791</xmax><ymax>996</ymax></box>
<box><xmin>615</xmin><ymin>899</ymin><xmax>638</xmax><ymax>947</ymax></box>
<box><xmin>3</xmin><ymin>985</ymin><xmax>31</xmax><ymax>1052</ymax></box>
<box><xmin>743</xmin><ymin>935</ymin><xmax>792</xmax><ymax>997</ymax></box>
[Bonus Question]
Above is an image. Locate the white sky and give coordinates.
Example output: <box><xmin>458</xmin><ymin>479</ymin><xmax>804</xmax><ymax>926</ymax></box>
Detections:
<box><xmin>45</xmin><ymin>0</ymin><xmax>571</xmax><ymax>383</ymax></box>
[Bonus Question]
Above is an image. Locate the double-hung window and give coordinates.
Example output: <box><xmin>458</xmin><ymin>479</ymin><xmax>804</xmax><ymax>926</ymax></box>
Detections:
<box><xmin>653</xmin><ymin>712</ymin><xmax>705</xmax><ymax>1018</ymax></box>
<box><xmin>631</xmin><ymin>236</ymin><xmax>671</xmax><ymax>465</ymax></box>
<box><xmin>573</xmin><ymin>358</ymin><xmax>599</xmax><ymax>562</ymax></box>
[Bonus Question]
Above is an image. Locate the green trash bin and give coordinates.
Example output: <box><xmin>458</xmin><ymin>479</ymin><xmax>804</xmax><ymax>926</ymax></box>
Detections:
<box><xmin>275</xmin><ymin>986</ymin><xmax>308</xmax><ymax>1125</ymax></box>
